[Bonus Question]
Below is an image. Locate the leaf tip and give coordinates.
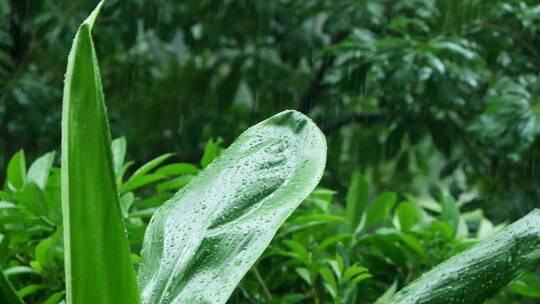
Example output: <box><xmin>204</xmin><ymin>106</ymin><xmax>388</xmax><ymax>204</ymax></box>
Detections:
<box><xmin>83</xmin><ymin>0</ymin><xmax>106</xmax><ymax>30</ymax></box>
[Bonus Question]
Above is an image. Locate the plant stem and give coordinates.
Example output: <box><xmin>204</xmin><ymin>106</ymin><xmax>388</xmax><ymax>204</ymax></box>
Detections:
<box><xmin>252</xmin><ymin>267</ymin><xmax>273</xmax><ymax>300</ymax></box>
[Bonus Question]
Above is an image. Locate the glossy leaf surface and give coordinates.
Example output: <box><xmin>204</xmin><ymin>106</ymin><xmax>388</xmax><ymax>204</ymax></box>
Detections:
<box><xmin>138</xmin><ymin>110</ymin><xmax>327</xmax><ymax>304</ymax></box>
<box><xmin>388</xmin><ymin>209</ymin><xmax>540</xmax><ymax>304</ymax></box>
<box><xmin>61</xmin><ymin>2</ymin><xmax>141</xmax><ymax>303</ymax></box>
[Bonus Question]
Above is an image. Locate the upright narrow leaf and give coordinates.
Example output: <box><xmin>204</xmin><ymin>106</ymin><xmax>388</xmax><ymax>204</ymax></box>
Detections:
<box><xmin>345</xmin><ymin>171</ymin><xmax>368</xmax><ymax>230</ymax></box>
<box><xmin>61</xmin><ymin>2</ymin><xmax>141</xmax><ymax>303</ymax></box>
<box><xmin>388</xmin><ymin>209</ymin><xmax>540</xmax><ymax>304</ymax></box>
<box><xmin>0</xmin><ymin>267</ymin><xmax>24</xmax><ymax>304</ymax></box>
<box><xmin>138</xmin><ymin>110</ymin><xmax>327</xmax><ymax>304</ymax></box>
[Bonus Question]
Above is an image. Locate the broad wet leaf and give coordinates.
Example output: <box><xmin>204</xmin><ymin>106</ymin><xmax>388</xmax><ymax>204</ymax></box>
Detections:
<box><xmin>138</xmin><ymin>110</ymin><xmax>327</xmax><ymax>304</ymax></box>
<box><xmin>388</xmin><ymin>209</ymin><xmax>540</xmax><ymax>304</ymax></box>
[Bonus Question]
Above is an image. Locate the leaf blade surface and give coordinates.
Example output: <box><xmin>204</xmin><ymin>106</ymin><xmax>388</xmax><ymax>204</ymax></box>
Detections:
<box><xmin>61</xmin><ymin>2</ymin><xmax>141</xmax><ymax>303</ymax></box>
<box><xmin>388</xmin><ymin>209</ymin><xmax>540</xmax><ymax>304</ymax></box>
<box><xmin>138</xmin><ymin>110</ymin><xmax>327</xmax><ymax>304</ymax></box>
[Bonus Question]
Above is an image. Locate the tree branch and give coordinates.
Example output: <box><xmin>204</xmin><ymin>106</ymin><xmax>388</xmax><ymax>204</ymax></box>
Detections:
<box><xmin>322</xmin><ymin>112</ymin><xmax>386</xmax><ymax>134</ymax></box>
<box><xmin>298</xmin><ymin>56</ymin><xmax>335</xmax><ymax>114</ymax></box>
<box><xmin>298</xmin><ymin>31</ymin><xmax>350</xmax><ymax>114</ymax></box>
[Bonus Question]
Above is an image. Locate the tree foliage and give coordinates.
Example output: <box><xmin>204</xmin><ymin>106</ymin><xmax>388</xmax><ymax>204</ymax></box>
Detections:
<box><xmin>2</xmin><ymin>0</ymin><xmax>540</xmax><ymax>220</ymax></box>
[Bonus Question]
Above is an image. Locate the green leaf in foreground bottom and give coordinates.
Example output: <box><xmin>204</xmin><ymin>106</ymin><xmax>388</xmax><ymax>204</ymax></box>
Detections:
<box><xmin>0</xmin><ymin>268</ymin><xmax>24</xmax><ymax>304</ymax></box>
<box><xmin>61</xmin><ymin>1</ymin><xmax>141</xmax><ymax>303</ymax></box>
<box><xmin>387</xmin><ymin>209</ymin><xmax>540</xmax><ymax>304</ymax></box>
<box><xmin>137</xmin><ymin>110</ymin><xmax>327</xmax><ymax>304</ymax></box>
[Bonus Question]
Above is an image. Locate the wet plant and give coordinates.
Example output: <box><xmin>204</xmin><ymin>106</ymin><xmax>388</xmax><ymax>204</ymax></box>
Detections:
<box><xmin>59</xmin><ymin>2</ymin><xmax>326</xmax><ymax>304</ymax></box>
<box><xmin>1</xmin><ymin>2</ymin><xmax>540</xmax><ymax>304</ymax></box>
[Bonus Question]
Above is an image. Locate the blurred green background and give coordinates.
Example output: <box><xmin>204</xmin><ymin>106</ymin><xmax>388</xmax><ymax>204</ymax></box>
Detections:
<box><xmin>2</xmin><ymin>0</ymin><xmax>540</xmax><ymax>302</ymax></box>
<box><xmin>4</xmin><ymin>0</ymin><xmax>540</xmax><ymax>220</ymax></box>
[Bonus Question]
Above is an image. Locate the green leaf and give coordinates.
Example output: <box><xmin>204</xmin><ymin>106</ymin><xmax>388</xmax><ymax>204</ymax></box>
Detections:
<box><xmin>6</xmin><ymin>150</ymin><xmax>26</xmax><ymax>191</ymax></box>
<box><xmin>279</xmin><ymin>214</ymin><xmax>344</xmax><ymax>236</ymax></box>
<box><xmin>328</xmin><ymin>256</ymin><xmax>344</xmax><ymax>281</ymax></box>
<box><xmin>396</xmin><ymin>202</ymin><xmax>416</xmax><ymax>232</ymax></box>
<box><xmin>343</xmin><ymin>265</ymin><xmax>369</xmax><ymax>282</ymax></box>
<box><xmin>200</xmin><ymin>138</ymin><xmax>222</xmax><ymax>168</ymax></box>
<box><xmin>155</xmin><ymin>163</ymin><xmax>200</xmax><ymax>176</ymax></box>
<box><xmin>129</xmin><ymin>153</ymin><xmax>173</xmax><ymax>182</ymax></box>
<box><xmin>137</xmin><ymin>110</ymin><xmax>326</xmax><ymax>303</ymax></box>
<box><xmin>27</xmin><ymin>152</ymin><xmax>55</xmax><ymax>190</ymax></box>
<box><xmin>3</xmin><ymin>267</ymin><xmax>39</xmax><ymax>277</ymax></box>
<box><xmin>403</xmin><ymin>194</ymin><xmax>426</xmax><ymax>225</ymax></box>
<box><xmin>12</xmin><ymin>183</ymin><xmax>47</xmax><ymax>216</ymax></box>
<box><xmin>388</xmin><ymin>209</ymin><xmax>540</xmax><ymax>304</ymax></box>
<box><xmin>35</xmin><ymin>236</ymin><xmax>54</xmax><ymax>270</ymax></box>
<box><xmin>44</xmin><ymin>292</ymin><xmax>65</xmax><ymax>304</ymax></box>
<box><xmin>61</xmin><ymin>2</ymin><xmax>141</xmax><ymax>303</ymax></box>
<box><xmin>117</xmin><ymin>161</ymin><xmax>135</xmax><ymax>186</ymax></box>
<box><xmin>29</xmin><ymin>261</ymin><xmax>43</xmax><ymax>274</ymax></box>
<box><xmin>510</xmin><ymin>273</ymin><xmax>540</xmax><ymax>298</ymax></box>
<box><xmin>120</xmin><ymin>153</ymin><xmax>173</xmax><ymax>193</ymax></box>
<box><xmin>130</xmin><ymin>208</ymin><xmax>158</xmax><ymax>219</ymax></box>
<box><xmin>318</xmin><ymin>233</ymin><xmax>351</xmax><ymax>251</ymax></box>
<box><xmin>362</xmin><ymin>192</ymin><xmax>397</xmax><ymax>231</ymax></box>
<box><xmin>374</xmin><ymin>281</ymin><xmax>397</xmax><ymax>304</ymax></box>
<box><xmin>120</xmin><ymin>192</ymin><xmax>135</xmax><ymax>218</ymax></box>
<box><xmin>311</xmin><ymin>188</ymin><xmax>336</xmax><ymax>203</ymax></box>
<box><xmin>0</xmin><ymin>201</ymin><xmax>18</xmax><ymax>209</ymax></box>
<box><xmin>440</xmin><ymin>193</ymin><xmax>460</xmax><ymax>231</ymax></box>
<box><xmin>0</xmin><ymin>236</ymin><xmax>9</xmax><ymax>265</ymax></box>
<box><xmin>284</xmin><ymin>240</ymin><xmax>310</xmax><ymax>262</ymax></box>
<box><xmin>111</xmin><ymin>137</ymin><xmax>127</xmax><ymax>177</ymax></box>
<box><xmin>156</xmin><ymin>175</ymin><xmax>193</xmax><ymax>193</ymax></box>
<box><xmin>349</xmin><ymin>272</ymin><xmax>372</xmax><ymax>284</ymax></box>
<box><xmin>398</xmin><ymin>232</ymin><xmax>428</xmax><ymax>261</ymax></box>
<box><xmin>319</xmin><ymin>268</ymin><xmax>338</xmax><ymax>298</ymax></box>
<box><xmin>346</xmin><ymin>171</ymin><xmax>369</xmax><ymax>230</ymax></box>
<box><xmin>0</xmin><ymin>267</ymin><xmax>24</xmax><ymax>304</ymax></box>
<box><xmin>17</xmin><ymin>284</ymin><xmax>46</xmax><ymax>298</ymax></box>
<box><xmin>431</xmin><ymin>40</ymin><xmax>476</xmax><ymax>60</ymax></box>
<box><xmin>295</xmin><ymin>268</ymin><xmax>312</xmax><ymax>285</ymax></box>
<box><xmin>477</xmin><ymin>217</ymin><xmax>495</xmax><ymax>239</ymax></box>
<box><xmin>290</xmin><ymin>214</ymin><xmax>345</xmax><ymax>226</ymax></box>
<box><xmin>121</xmin><ymin>173</ymin><xmax>165</xmax><ymax>193</ymax></box>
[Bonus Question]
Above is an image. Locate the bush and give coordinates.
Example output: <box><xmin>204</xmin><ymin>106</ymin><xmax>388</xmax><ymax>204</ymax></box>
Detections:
<box><xmin>2</xmin><ymin>145</ymin><xmax>539</xmax><ymax>303</ymax></box>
